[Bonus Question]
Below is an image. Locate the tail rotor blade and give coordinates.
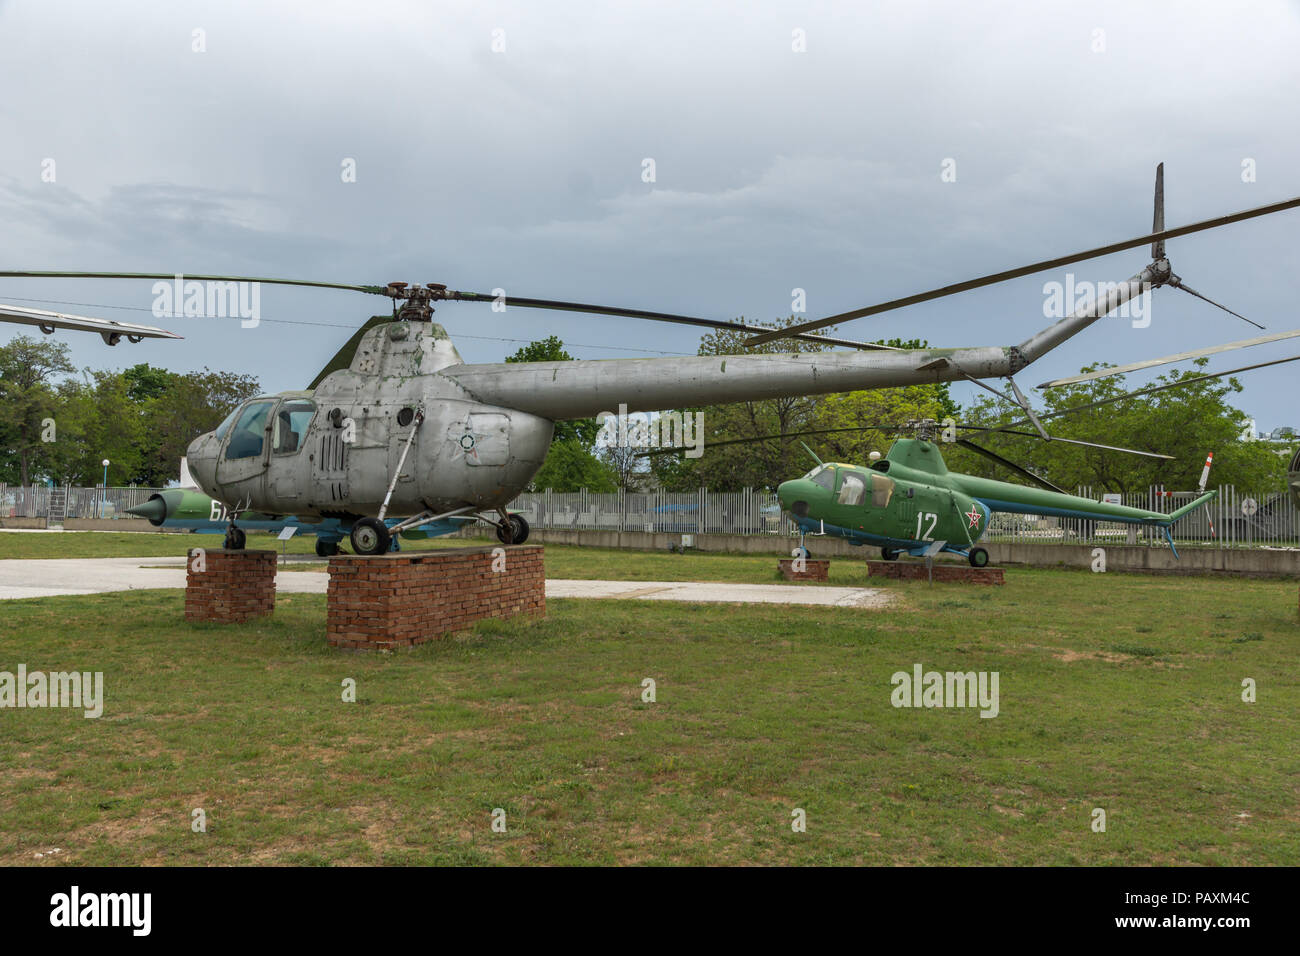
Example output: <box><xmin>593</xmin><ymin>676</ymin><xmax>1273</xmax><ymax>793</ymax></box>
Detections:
<box><xmin>1167</xmin><ymin>276</ymin><xmax>1264</xmax><ymax>330</ymax></box>
<box><xmin>1198</xmin><ymin>452</ymin><xmax>1214</xmax><ymax>493</ymax></box>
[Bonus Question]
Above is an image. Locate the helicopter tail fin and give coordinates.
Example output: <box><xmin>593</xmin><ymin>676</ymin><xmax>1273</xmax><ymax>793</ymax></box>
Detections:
<box><xmin>1160</xmin><ymin>489</ymin><xmax>1218</xmax><ymax>525</ymax></box>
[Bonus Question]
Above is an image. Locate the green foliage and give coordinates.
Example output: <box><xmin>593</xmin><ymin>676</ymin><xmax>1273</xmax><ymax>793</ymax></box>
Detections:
<box><xmin>133</xmin><ymin>368</ymin><xmax>261</xmax><ymax>485</ymax></box>
<box><xmin>0</xmin><ymin>335</ymin><xmax>259</xmax><ymax>487</ymax></box>
<box><xmin>0</xmin><ymin>336</ymin><xmax>76</xmax><ymax>485</ymax></box>
<box><xmin>123</xmin><ymin>363</ymin><xmax>172</xmax><ymax>402</ymax></box>
<box><xmin>529</xmin><ymin>438</ymin><xmax>618</xmax><ymax>492</ymax></box>
<box><xmin>942</xmin><ymin>358</ymin><xmax>1287</xmax><ymax>492</ymax></box>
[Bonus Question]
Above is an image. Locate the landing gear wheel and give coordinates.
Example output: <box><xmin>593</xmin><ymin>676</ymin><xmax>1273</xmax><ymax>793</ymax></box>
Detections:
<box><xmin>224</xmin><ymin>527</ymin><xmax>246</xmax><ymax>551</ymax></box>
<box><xmin>315</xmin><ymin>539</ymin><xmax>340</xmax><ymax>558</ymax></box>
<box><xmin>881</xmin><ymin>547</ymin><xmax>899</xmax><ymax>561</ymax></box>
<box><xmin>968</xmin><ymin>547</ymin><xmax>989</xmax><ymax>568</ymax></box>
<box><xmin>350</xmin><ymin>518</ymin><xmax>391</xmax><ymax>557</ymax></box>
<box><xmin>496</xmin><ymin>514</ymin><xmax>529</xmax><ymax>545</ymax></box>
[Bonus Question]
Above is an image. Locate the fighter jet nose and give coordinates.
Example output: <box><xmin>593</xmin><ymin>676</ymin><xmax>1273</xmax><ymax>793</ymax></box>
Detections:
<box><xmin>126</xmin><ymin>493</ymin><xmax>168</xmax><ymax>526</ymax></box>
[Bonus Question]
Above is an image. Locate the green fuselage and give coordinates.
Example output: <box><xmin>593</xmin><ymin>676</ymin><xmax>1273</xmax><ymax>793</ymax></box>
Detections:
<box><xmin>775</xmin><ymin>438</ymin><xmax>1215</xmax><ymax>558</ymax></box>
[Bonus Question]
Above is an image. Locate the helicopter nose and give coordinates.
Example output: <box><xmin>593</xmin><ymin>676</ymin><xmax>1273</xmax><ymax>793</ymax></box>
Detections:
<box><xmin>777</xmin><ymin>480</ymin><xmax>810</xmax><ymax>517</ymax></box>
<box><xmin>185</xmin><ymin>433</ymin><xmax>219</xmax><ymax>494</ymax></box>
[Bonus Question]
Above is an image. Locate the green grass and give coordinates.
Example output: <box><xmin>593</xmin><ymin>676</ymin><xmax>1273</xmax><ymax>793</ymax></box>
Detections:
<box><xmin>1</xmin><ymin>553</ymin><xmax>1297</xmax><ymax>866</ymax></box>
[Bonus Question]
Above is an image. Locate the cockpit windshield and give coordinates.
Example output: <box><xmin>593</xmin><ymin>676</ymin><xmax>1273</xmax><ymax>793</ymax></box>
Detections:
<box><xmin>214</xmin><ymin>407</ymin><xmax>240</xmax><ymax>440</ymax></box>
<box><xmin>805</xmin><ymin>464</ymin><xmax>834</xmax><ymax>491</ymax></box>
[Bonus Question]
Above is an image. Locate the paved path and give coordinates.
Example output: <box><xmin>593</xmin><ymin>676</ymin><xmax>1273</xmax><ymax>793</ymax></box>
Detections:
<box><xmin>544</xmin><ymin>579</ymin><xmax>890</xmax><ymax>607</ymax></box>
<box><xmin>0</xmin><ymin>557</ymin><xmax>892</xmax><ymax>608</ymax></box>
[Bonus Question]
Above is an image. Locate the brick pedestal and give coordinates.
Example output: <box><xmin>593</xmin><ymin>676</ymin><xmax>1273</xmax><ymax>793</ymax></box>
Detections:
<box><xmin>866</xmin><ymin>560</ymin><xmax>1004</xmax><ymax>585</ymax></box>
<box><xmin>778</xmin><ymin>558</ymin><xmax>831</xmax><ymax>581</ymax></box>
<box><xmin>185</xmin><ymin>549</ymin><xmax>277</xmax><ymax>621</ymax></box>
<box><xmin>327</xmin><ymin>545</ymin><xmax>545</xmax><ymax>650</ymax></box>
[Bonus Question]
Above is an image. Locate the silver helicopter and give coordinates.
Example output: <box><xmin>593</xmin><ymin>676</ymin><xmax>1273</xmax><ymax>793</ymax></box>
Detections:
<box><xmin>5</xmin><ymin>165</ymin><xmax>1299</xmax><ymax>554</ymax></box>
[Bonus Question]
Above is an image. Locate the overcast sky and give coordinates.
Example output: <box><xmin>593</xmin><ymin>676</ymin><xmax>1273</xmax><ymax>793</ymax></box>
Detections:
<box><xmin>2</xmin><ymin>0</ymin><xmax>1298</xmax><ymax>430</ymax></box>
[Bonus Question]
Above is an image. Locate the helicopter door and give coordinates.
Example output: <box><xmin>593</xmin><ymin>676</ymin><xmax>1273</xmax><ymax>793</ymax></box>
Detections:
<box><xmin>215</xmin><ymin>399</ymin><xmax>277</xmax><ymax>497</ymax></box>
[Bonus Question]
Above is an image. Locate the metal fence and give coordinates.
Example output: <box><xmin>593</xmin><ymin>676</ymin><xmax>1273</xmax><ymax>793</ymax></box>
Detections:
<box><xmin>508</xmin><ymin>490</ymin><xmax>797</xmax><ymax>536</ymax></box>
<box><xmin>0</xmin><ymin>484</ymin><xmax>164</xmax><ymax>520</ymax></box>
<box><xmin>2</xmin><ymin>483</ymin><xmax>1295</xmax><ymax>550</ymax></box>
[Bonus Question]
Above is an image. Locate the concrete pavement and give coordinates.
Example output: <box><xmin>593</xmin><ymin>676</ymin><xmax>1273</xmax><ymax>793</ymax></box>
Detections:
<box><xmin>0</xmin><ymin>557</ymin><xmax>891</xmax><ymax>608</ymax></box>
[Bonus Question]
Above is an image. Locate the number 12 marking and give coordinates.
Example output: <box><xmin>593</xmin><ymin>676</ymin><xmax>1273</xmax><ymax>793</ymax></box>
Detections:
<box><xmin>915</xmin><ymin>512</ymin><xmax>938</xmax><ymax>541</ymax></box>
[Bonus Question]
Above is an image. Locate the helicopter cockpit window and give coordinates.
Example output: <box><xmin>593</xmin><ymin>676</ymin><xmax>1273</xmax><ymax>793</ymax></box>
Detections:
<box><xmin>273</xmin><ymin>400</ymin><xmax>316</xmax><ymax>455</ymax></box>
<box><xmin>836</xmin><ymin>470</ymin><xmax>867</xmax><ymax>507</ymax></box>
<box><xmin>871</xmin><ymin>473</ymin><xmax>895</xmax><ymax>508</ymax></box>
<box><xmin>225</xmin><ymin>401</ymin><xmax>274</xmax><ymax>460</ymax></box>
<box><xmin>808</xmin><ymin>465</ymin><xmax>834</xmax><ymax>491</ymax></box>
<box><xmin>214</xmin><ymin>408</ymin><xmax>240</xmax><ymax>440</ymax></box>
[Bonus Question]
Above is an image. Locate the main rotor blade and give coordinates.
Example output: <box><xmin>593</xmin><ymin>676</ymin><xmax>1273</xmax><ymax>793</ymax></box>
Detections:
<box><xmin>443</xmin><ymin>291</ymin><xmax>895</xmax><ymax>350</ymax></box>
<box><xmin>1013</xmin><ymin>352</ymin><xmax>1300</xmax><ymax>429</ymax></box>
<box><xmin>955</xmin><ymin>439</ymin><xmax>1067</xmax><ymax>493</ymax></box>
<box><xmin>1038</xmin><ymin>328</ymin><xmax>1300</xmax><ymax>388</ymax></box>
<box><xmin>0</xmin><ymin>270</ymin><xmax>898</xmax><ymax>351</ymax></box>
<box><xmin>743</xmin><ymin>191</ymin><xmax>1300</xmax><ymax>346</ymax></box>
<box><xmin>0</xmin><ymin>303</ymin><xmax>181</xmax><ymax>340</ymax></box>
<box><xmin>0</xmin><ymin>270</ymin><xmax>388</xmax><ymax>295</ymax></box>
<box><xmin>955</xmin><ymin>425</ymin><xmax>1174</xmax><ymax>460</ymax></box>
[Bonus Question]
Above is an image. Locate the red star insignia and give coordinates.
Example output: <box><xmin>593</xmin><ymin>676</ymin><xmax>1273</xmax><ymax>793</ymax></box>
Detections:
<box><xmin>965</xmin><ymin>506</ymin><xmax>982</xmax><ymax>529</ymax></box>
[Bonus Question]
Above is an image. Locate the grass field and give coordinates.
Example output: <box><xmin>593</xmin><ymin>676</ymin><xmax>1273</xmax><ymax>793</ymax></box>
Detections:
<box><xmin>1</xmin><ymin>534</ymin><xmax>1297</xmax><ymax>865</ymax></box>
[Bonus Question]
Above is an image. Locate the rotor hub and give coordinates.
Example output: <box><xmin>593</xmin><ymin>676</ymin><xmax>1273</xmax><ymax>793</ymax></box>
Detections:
<box><xmin>906</xmin><ymin>418</ymin><xmax>941</xmax><ymax>441</ymax></box>
<box><xmin>386</xmin><ymin>282</ymin><xmax>453</xmax><ymax>321</ymax></box>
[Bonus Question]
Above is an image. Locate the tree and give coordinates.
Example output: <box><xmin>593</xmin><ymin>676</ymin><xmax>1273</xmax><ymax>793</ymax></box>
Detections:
<box><xmin>135</xmin><ymin>368</ymin><xmax>260</xmax><ymax>485</ymax></box>
<box><xmin>123</xmin><ymin>363</ymin><xmax>173</xmax><ymax>402</ymax></box>
<box><xmin>528</xmin><ymin>439</ymin><xmax>618</xmax><ymax>492</ymax></box>
<box><xmin>0</xmin><ymin>343</ymin><xmax>259</xmax><ymax>487</ymax></box>
<box><xmin>505</xmin><ymin>336</ymin><xmax>610</xmax><ymax>491</ymax></box>
<box><xmin>0</xmin><ymin>336</ymin><xmax>75</xmax><ymax>485</ymax></box>
<box><xmin>941</xmin><ymin>359</ymin><xmax>1287</xmax><ymax>493</ymax></box>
